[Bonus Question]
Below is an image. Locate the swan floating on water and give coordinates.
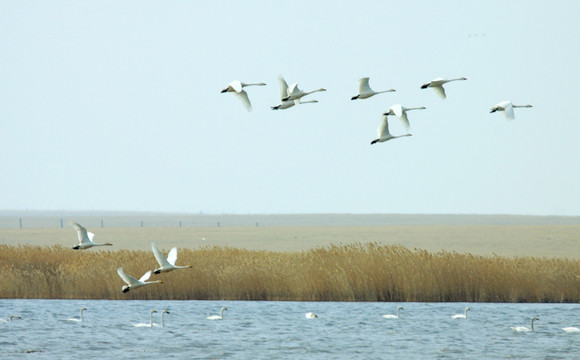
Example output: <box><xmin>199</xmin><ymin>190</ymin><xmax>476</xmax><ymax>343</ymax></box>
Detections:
<box><xmin>67</xmin><ymin>307</ymin><xmax>87</xmax><ymax>322</ymax></box>
<box><xmin>371</xmin><ymin>114</ymin><xmax>412</xmax><ymax>145</ymax></box>
<box><xmin>305</xmin><ymin>312</ymin><xmax>318</xmax><ymax>319</ymax></box>
<box><xmin>563</xmin><ymin>327</ymin><xmax>580</xmax><ymax>333</ymax></box>
<box><xmin>451</xmin><ymin>307</ymin><xmax>471</xmax><ymax>319</ymax></box>
<box><xmin>134</xmin><ymin>309</ymin><xmax>157</xmax><ymax>327</ymax></box>
<box><xmin>207</xmin><ymin>307</ymin><xmax>227</xmax><ymax>320</ymax></box>
<box><xmin>154</xmin><ymin>310</ymin><xmax>170</xmax><ymax>328</ymax></box>
<box><xmin>490</xmin><ymin>101</ymin><xmax>533</xmax><ymax>120</ymax></box>
<box><xmin>351</xmin><ymin>77</ymin><xmax>395</xmax><ymax>100</ymax></box>
<box><xmin>0</xmin><ymin>315</ymin><xmax>21</xmax><ymax>322</ymax></box>
<box><xmin>383</xmin><ymin>306</ymin><xmax>403</xmax><ymax>319</ymax></box>
<box><xmin>271</xmin><ymin>75</ymin><xmax>318</xmax><ymax>110</ymax></box>
<box><xmin>511</xmin><ymin>317</ymin><xmax>539</xmax><ymax>332</ymax></box>
<box><xmin>384</xmin><ymin>105</ymin><xmax>426</xmax><ymax>133</ymax></box>
<box><xmin>420</xmin><ymin>77</ymin><xmax>467</xmax><ymax>99</ymax></box>
<box><xmin>117</xmin><ymin>267</ymin><xmax>163</xmax><ymax>293</ymax></box>
<box><xmin>221</xmin><ymin>80</ymin><xmax>266</xmax><ymax>111</ymax></box>
<box><xmin>69</xmin><ymin>221</ymin><xmax>112</xmax><ymax>250</ymax></box>
<box><xmin>151</xmin><ymin>243</ymin><xmax>192</xmax><ymax>274</ymax></box>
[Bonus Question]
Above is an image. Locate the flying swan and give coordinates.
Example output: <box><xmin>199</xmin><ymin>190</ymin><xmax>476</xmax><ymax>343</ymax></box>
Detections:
<box><xmin>221</xmin><ymin>80</ymin><xmax>266</xmax><ymax>111</ymax></box>
<box><xmin>69</xmin><ymin>221</ymin><xmax>112</xmax><ymax>250</ymax></box>
<box><xmin>134</xmin><ymin>309</ymin><xmax>157</xmax><ymax>327</ymax></box>
<box><xmin>451</xmin><ymin>307</ymin><xmax>471</xmax><ymax>319</ymax></box>
<box><xmin>271</xmin><ymin>75</ymin><xmax>318</xmax><ymax>110</ymax></box>
<box><xmin>305</xmin><ymin>312</ymin><xmax>318</xmax><ymax>319</ymax></box>
<box><xmin>384</xmin><ymin>104</ymin><xmax>426</xmax><ymax>133</ymax></box>
<box><xmin>511</xmin><ymin>317</ymin><xmax>539</xmax><ymax>332</ymax></box>
<box><xmin>351</xmin><ymin>77</ymin><xmax>395</xmax><ymax>100</ymax></box>
<box><xmin>151</xmin><ymin>243</ymin><xmax>192</xmax><ymax>274</ymax></box>
<box><xmin>370</xmin><ymin>114</ymin><xmax>412</xmax><ymax>145</ymax></box>
<box><xmin>281</xmin><ymin>81</ymin><xmax>326</xmax><ymax>102</ymax></box>
<box><xmin>67</xmin><ymin>307</ymin><xmax>87</xmax><ymax>322</ymax></box>
<box><xmin>117</xmin><ymin>267</ymin><xmax>162</xmax><ymax>293</ymax></box>
<box><xmin>207</xmin><ymin>307</ymin><xmax>228</xmax><ymax>320</ymax></box>
<box><xmin>420</xmin><ymin>77</ymin><xmax>467</xmax><ymax>99</ymax></box>
<box><xmin>490</xmin><ymin>101</ymin><xmax>533</xmax><ymax>120</ymax></box>
<box><xmin>383</xmin><ymin>306</ymin><xmax>404</xmax><ymax>319</ymax></box>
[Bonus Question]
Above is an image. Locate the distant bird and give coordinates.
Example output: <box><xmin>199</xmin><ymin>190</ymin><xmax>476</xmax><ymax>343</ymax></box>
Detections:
<box><xmin>282</xmin><ymin>81</ymin><xmax>326</xmax><ymax>102</ymax></box>
<box><xmin>271</xmin><ymin>75</ymin><xmax>318</xmax><ymax>110</ymax></box>
<box><xmin>134</xmin><ymin>309</ymin><xmax>157</xmax><ymax>327</ymax></box>
<box><xmin>305</xmin><ymin>312</ymin><xmax>318</xmax><ymax>319</ymax></box>
<box><xmin>370</xmin><ymin>114</ymin><xmax>412</xmax><ymax>145</ymax></box>
<box><xmin>67</xmin><ymin>307</ymin><xmax>87</xmax><ymax>322</ymax></box>
<box><xmin>420</xmin><ymin>77</ymin><xmax>467</xmax><ymax>99</ymax></box>
<box><xmin>221</xmin><ymin>80</ymin><xmax>266</xmax><ymax>111</ymax></box>
<box><xmin>117</xmin><ymin>267</ymin><xmax>162</xmax><ymax>293</ymax></box>
<box><xmin>154</xmin><ymin>310</ymin><xmax>170</xmax><ymax>328</ymax></box>
<box><xmin>0</xmin><ymin>315</ymin><xmax>21</xmax><ymax>322</ymax></box>
<box><xmin>511</xmin><ymin>317</ymin><xmax>539</xmax><ymax>332</ymax></box>
<box><xmin>563</xmin><ymin>327</ymin><xmax>580</xmax><ymax>333</ymax></box>
<box><xmin>490</xmin><ymin>101</ymin><xmax>533</xmax><ymax>120</ymax></box>
<box><xmin>384</xmin><ymin>104</ymin><xmax>426</xmax><ymax>133</ymax></box>
<box><xmin>207</xmin><ymin>307</ymin><xmax>228</xmax><ymax>320</ymax></box>
<box><xmin>351</xmin><ymin>77</ymin><xmax>395</xmax><ymax>100</ymax></box>
<box><xmin>451</xmin><ymin>307</ymin><xmax>471</xmax><ymax>319</ymax></box>
<box><xmin>151</xmin><ymin>243</ymin><xmax>192</xmax><ymax>274</ymax></box>
<box><xmin>69</xmin><ymin>221</ymin><xmax>112</xmax><ymax>250</ymax></box>
<box><xmin>383</xmin><ymin>306</ymin><xmax>404</xmax><ymax>319</ymax></box>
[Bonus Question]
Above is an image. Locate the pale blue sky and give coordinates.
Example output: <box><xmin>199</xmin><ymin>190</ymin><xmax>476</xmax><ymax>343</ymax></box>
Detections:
<box><xmin>1</xmin><ymin>1</ymin><xmax>579</xmax><ymax>215</ymax></box>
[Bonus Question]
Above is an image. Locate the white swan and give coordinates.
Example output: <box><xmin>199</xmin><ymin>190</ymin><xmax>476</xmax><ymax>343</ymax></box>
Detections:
<box><xmin>383</xmin><ymin>306</ymin><xmax>404</xmax><ymax>319</ymax></box>
<box><xmin>154</xmin><ymin>310</ymin><xmax>170</xmax><ymax>328</ymax></box>
<box><xmin>451</xmin><ymin>307</ymin><xmax>471</xmax><ymax>319</ymax></box>
<box><xmin>152</xmin><ymin>243</ymin><xmax>192</xmax><ymax>274</ymax></box>
<box><xmin>371</xmin><ymin>114</ymin><xmax>412</xmax><ymax>145</ymax></box>
<box><xmin>305</xmin><ymin>312</ymin><xmax>318</xmax><ymax>319</ymax></box>
<box><xmin>271</xmin><ymin>75</ymin><xmax>318</xmax><ymax>110</ymax></box>
<box><xmin>490</xmin><ymin>101</ymin><xmax>533</xmax><ymax>120</ymax></box>
<box><xmin>511</xmin><ymin>317</ymin><xmax>539</xmax><ymax>332</ymax></box>
<box><xmin>67</xmin><ymin>307</ymin><xmax>87</xmax><ymax>322</ymax></box>
<box><xmin>207</xmin><ymin>307</ymin><xmax>228</xmax><ymax>320</ymax></box>
<box><xmin>117</xmin><ymin>267</ymin><xmax>163</xmax><ymax>293</ymax></box>
<box><xmin>351</xmin><ymin>77</ymin><xmax>395</xmax><ymax>100</ymax></box>
<box><xmin>563</xmin><ymin>327</ymin><xmax>580</xmax><ymax>333</ymax></box>
<box><xmin>0</xmin><ymin>315</ymin><xmax>21</xmax><ymax>322</ymax></box>
<box><xmin>384</xmin><ymin>105</ymin><xmax>426</xmax><ymax>133</ymax></box>
<box><xmin>281</xmin><ymin>82</ymin><xmax>326</xmax><ymax>102</ymax></box>
<box><xmin>69</xmin><ymin>221</ymin><xmax>112</xmax><ymax>250</ymax></box>
<box><xmin>134</xmin><ymin>309</ymin><xmax>157</xmax><ymax>327</ymax></box>
<box><xmin>420</xmin><ymin>77</ymin><xmax>467</xmax><ymax>99</ymax></box>
<box><xmin>221</xmin><ymin>80</ymin><xmax>266</xmax><ymax>111</ymax></box>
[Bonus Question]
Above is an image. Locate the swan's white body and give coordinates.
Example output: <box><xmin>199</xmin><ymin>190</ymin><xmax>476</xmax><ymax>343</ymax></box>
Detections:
<box><xmin>383</xmin><ymin>306</ymin><xmax>403</xmax><ymax>319</ymax></box>
<box><xmin>563</xmin><ymin>327</ymin><xmax>580</xmax><ymax>333</ymax></box>
<box><xmin>351</xmin><ymin>77</ymin><xmax>395</xmax><ymax>100</ymax></box>
<box><xmin>0</xmin><ymin>315</ymin><xmax>21</xmax><ymax>322</ymax></box>
<box><xmin>490</xmin><ymin>101</ymin><xmax>533</xmax><ymax>120</ymax></box>
<box><xmin>271</xmin><ymin>76</ymin><xmax>318</xmax><ymax>110</ymax></box>
<box><xmin>134</xmin><ymin>309</ymin><xmax>157</xmax><ymax>327</ymax></box>
<box><xmin>511</xmin><ymin>317</ymin><xmax>539</xmax><ymax>332</ymax></box>
<box><xmin>305</xmin><ymin>312</ymin><xmax>318</xmax><ymax>319</ymax></box>
<box><xmin>384</xmin><ymin>105</ymin><xmax>426</xmax><ymax>133</ymax></box>
<box><xmin>70</xmin><ymin>221</ymin><xmax>112</xmax><ymax>250</ymax></box>
<box><xmin>371</xmin><ymin>114</ymin><xmax>412</xmax><ymax>145</ymax></box>
<box><xmin>152</xmin><ymin>243</ymin><xmax>192</xmax><ymax>274</ymax></box>
<box><xmin>420</xmin><ymin>77</ymin><xmax>467</xmax><ymax>99</ymax></box>
<box><xmin>451</xmin><ymin>307</ymin><xmax>471</xmax><ymax>319</ymax></box>
<box><xmin>117</xmin><ymin>267</ymin><xmax>162</xmax><ymax>293</ymax></box>
<box><xmin>207</xmin><ymin>307</ymin><xmax>227</xmax><ymax>320</ymax></box>
<box><xmin>67</xmin><ymin>307</ymin><xmax>87</xmax><ymax>322</ymax></box>
<box><xmin>154</xmin><ymin>310</ymin><xmax>170</xmax><ymax>328</ymax></box>
<box><xmin>282</xmin><ymin>82</ymin><xmax>326</xmax><ymax>102</ymax></box>
<box><xmin>221</xmin><ymin>80</ymin><xmax>266</xmax><ymax>111</ymax></box>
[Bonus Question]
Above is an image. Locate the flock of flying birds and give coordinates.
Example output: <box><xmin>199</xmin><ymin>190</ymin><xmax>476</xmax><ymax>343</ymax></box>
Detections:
<box><xmin>221</xmin><ymin>76</ymin><xmax>533</xmax><ymax>144</ymax></box>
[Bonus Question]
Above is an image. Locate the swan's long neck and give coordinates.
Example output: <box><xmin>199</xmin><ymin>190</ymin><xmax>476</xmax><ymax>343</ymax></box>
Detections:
<box><xmin>161</xmin><ymin>313</ymin><xmax>165</xmax><ymax>327</ymax></box>
<box><xmin>306</xmin><ymin>88</ymin><xmax>325</xmax><ymax>96</ymax></box>
<box><xmin>396</xmin><ymin>308</ymin><xmax>401</xmax><ymax>317</ymax></box>
<box><xmin>220</xmin><ymin>308</ymin><xmax>225</xmax><ymax>317</ymax></box>
<box><xmin>407</xmin><ymin>107</ymin><xmax>426</xmax><ymax>111</ymax></box>
<box><xmin>376</xmin><ymin>89</ymin><xmax>396</xmax><ymax>94</ymax></box>
<box><xmin>150</xmin><ymin>312</ymin><xmax>155</xmax><ymax>326</ymax></box>
<box><xmin>394</xmin><ymin>134</ymin><xmax>412</xmax><ymax>139</ymax></box>
<box><xmin>146</xmin><ymin>280</ymin><xmax>163</xmax><ymax>285</ymax></box>
<box><xmin>449</xmin><ymin>77</ymin><xmax>466</xmax><ymax>82</ymax></box>
<box><xmin>531</xmin><ymin>319</ymin><xmax>536</xmax><ymax>331</ymax></box>
<box><xmin>242</xmin><ymin>82</ymin><xmax>265</xmax><ymax>87</ymax></box>
<box><xmin>513</xmin><ymin>104</ymin><xmax>532</xmax><ymax>108</ymax></box>
<box><xmin>80</xmin><ymin>309</ymin><xmax>84</xmax><ymax>322</ymax></box>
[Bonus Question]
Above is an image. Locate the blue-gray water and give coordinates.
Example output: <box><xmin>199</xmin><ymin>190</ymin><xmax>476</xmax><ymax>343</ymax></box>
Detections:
<box><xmin>1</xmin><ymin>300</ymin><xmax>579</xmax><ymax>359</ymax></box>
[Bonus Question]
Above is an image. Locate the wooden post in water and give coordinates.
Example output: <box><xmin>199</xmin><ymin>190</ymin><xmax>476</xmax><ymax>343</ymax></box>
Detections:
<box><xmin>101</xmin><ymin>219</ymin><xmax>104</xmax><ymax>228</ymax></box>
<box><xmin>19</xmin><ymin>218</ymin><xmax>22</xmax><ymax>229</ymax></box>
<box><xmin>60</xmin><ymin>219</ymin><xmax>64</xmax><ymax>228</ymax></box>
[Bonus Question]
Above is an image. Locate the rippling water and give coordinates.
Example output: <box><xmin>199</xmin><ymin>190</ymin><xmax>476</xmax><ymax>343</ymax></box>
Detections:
<box><xmin>1</xmin><ymin>300</ymin><xmax>578</xmax><ymax>359</ymax></box>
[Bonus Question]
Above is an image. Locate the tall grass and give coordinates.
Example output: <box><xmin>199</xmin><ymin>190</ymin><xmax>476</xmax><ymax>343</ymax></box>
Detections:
<box><xmin>1</xmin><ymin>243</ymin><xmax>578</xmax><ymax>302</ymax></box>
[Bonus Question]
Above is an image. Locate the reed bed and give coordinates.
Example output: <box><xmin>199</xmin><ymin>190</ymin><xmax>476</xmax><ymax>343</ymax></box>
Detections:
<box><xmin>1</xmin><ymin>243</ymin><xmax>579</xmax><ymax>302</ymax></box>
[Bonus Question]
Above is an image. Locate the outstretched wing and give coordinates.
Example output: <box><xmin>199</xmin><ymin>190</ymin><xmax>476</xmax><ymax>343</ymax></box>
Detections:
<box><xmin>399</xmin><ymin>112</ymin><xmax>411</xmax><ymax>132</ymax></box>
<box><xmin>278</xmin><ymin>76</ymin><xmax>289</xmax><ymax>100</ymax></box>
<box><xmin>117</xmin><ymin>267</ymin><xmax>139</xmax><ymax>286</ymax></box>
<box><xmin>167</xmin><ymin>248</ymin><xmax>178</xmax><ymax>266</ymax></box>
<box><xmin>358</xmin><ymin>77</ymin><xmax>372</xmax><ymax>93</ymax></box>
<box><xmin>70</xmin><ymin>221</ymin><xmax>89</xmax><ymax>245</ymax></box>
<box><xmin>235</xmin><ymin>90</ymin><xmax>252</xmax><ymax>111</ymax></box>
<box><xmin>139</xmin><ymin>270</ymin><xmax>152</xmax><ymax>283</ymax></box>
<box><xmin>152</xmin><ymin>243</ymin><xmax>171</xmax><ymax>267</ymax></box>
<box><xmin>377</xmin><ymin>115</ymin><xmax>390</xmax><ymax>138</ymax></box>
<box><xmin>229</xmin><ymin>80</ymin><xmax>243</xmax><ymax>93</ymax></box>
<box><xmin>503</xmin><ymin>102</ymin><xmax>515</xmax><ymax>120</ymax></box>
<box><xmin>432</xmin><ymin>86</ymin><xmax>446</xmax><ymax>99</ymax></box>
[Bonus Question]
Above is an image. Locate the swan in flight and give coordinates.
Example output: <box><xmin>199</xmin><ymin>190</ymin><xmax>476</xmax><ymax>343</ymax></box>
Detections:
<box><xmin>207</xmin><ymin>307</ymin><xmax>228</xmax><ymax>320</ymax></box>
<box><xmin>420</xmin><ymin>77</ymin><xmax>467</xmax><ymax>99</ymax></box>
<box><xmin>151</xmin><ymin>243</ymin><xmax>192</xmax><ymax>274</ymax></box>
<box><xmin>134</xmin><ymin>309</ymin><xmax>157</xmax><ymax>327</ymax></box>
<box><xmin>117</xmin><ymin>267</ymin><xmax>162</xmax><ymax>293</ymax></box>
<box><xmin>0</xmin><ymin>315</ymin><xmax>21</xmax><ymax>322</ymax></box>
<box><xmin>69</xmin><ymin>221</ymin><xmax>112</xmax><ymax>250</ymax></box>
<box><xmin>490</xmin><ymin>101</ymin><xmax>533</xmax><ymax>120</ymax></box>
<box><xmin>370</xmin><ymin>114</ymin><xmax>412</xmax><ymax>145</ymax></box>
<box><xmin>383</xmin><ymin>306</ymin><xmax>404</xmax><ymax>319</ymax></box>
<box><xmin>451</xmin><ymin>307</ymin><xmax>471</xmax><ymax>319</ymax></box>
<box><xmin>221</xmin><ymin>80</ymin><xmax>266</xmax><ymax>111</ymax></box>
<box><xmin>154</xmin><ymin>310</ymin><xmax>170</xmax><ymax>328</ymax></box>
<box><xmin>384</xmin><ymin>105</ymin><xmax>426</xmax><ymax>133</ymax></box>
<box><xmin>271</xmin><ymin>75</ymin><xmax>318</xmax><ymax>110</ymax></box>
<box><xmin>351</xmin><ymin>77</ymin><xmax>395</xmax><ymax>100</ymax></box>
<box><xmin>305</xmin><ymin>312</ymin><xmax>318</xmax><ymax>319</ymax></box>
<box><xmin>563</xmin><ymin>327</ymin><xmax>580</xmax><ymax>333</ymax></box>
<box><xmin>511</xmin><ymin>317</ymin><xmax>539</xmax><ymax>332</ymax></box>
<box><xmin>67</xmin><ymin>307</ymin><xmax>87</xmax><ymax>322</ymax></box>
<box><xmin>281</xmin><ymin>81</ymin><xmax>326</xmax><ymax>102</ymax></box>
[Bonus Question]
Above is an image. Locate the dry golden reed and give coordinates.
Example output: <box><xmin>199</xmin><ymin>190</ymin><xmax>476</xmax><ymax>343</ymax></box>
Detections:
<box><xmin>1</xmin><ymin>243</ymin><xmax>579</xmax><ymax>302</ymax></box>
